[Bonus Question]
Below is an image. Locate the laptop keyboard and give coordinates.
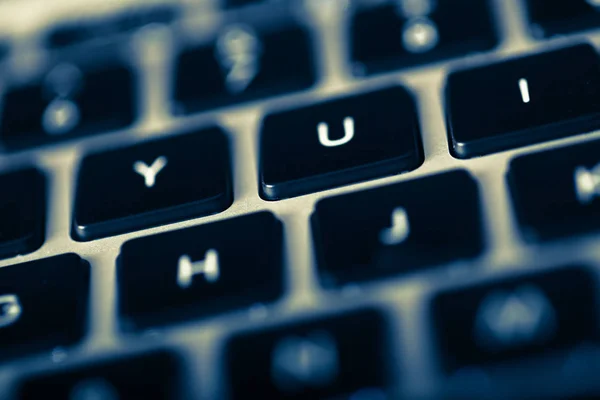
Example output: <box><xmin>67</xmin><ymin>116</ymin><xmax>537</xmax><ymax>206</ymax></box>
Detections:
<box><xmin>2</xmin><ymin>0</ymin><xmax>600</xmax><ymax>399</ymax></box>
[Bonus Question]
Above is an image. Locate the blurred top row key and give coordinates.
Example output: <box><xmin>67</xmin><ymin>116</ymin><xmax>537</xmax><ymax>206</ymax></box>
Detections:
<box><xmin>351</xmin><ymin>0</ymin><xmax>498</xmax><ymax>75</ymax></box>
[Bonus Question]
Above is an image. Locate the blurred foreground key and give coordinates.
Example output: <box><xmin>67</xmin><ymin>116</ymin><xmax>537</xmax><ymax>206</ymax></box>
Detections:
<box><xmin>226</xmin><ymin>309</ymin><xmax>392</xmax><ymax>399</ymax></box>
<box><xmin>351</xmin><ymin>0</ymin><xmax>498</xmax><ymax>75</ymax></box>
<box><xmin>432</xmin><ymin>267</ymin><xmax>598</xmax><ymax>373</ymax></box>
<box><xmin>18</xmin><ymin>351</ymin><xmax>183</xmax><ymax>399</ymax></box>
<box><xmin>525</xmin><ymin>0</ymin><xmax>600</xmax><ymax>37</ymax></box>
<box><xmin>0</xmin><ymin>62</ymin><xmax>136</xmax><ymax>150</ymax></box>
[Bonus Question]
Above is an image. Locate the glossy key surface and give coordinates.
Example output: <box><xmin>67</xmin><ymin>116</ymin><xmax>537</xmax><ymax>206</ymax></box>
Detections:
<box><xmin>312</xmin><ymin>170</ymin><xmax>484</xmax><ymax>286</ymax></box>
<box><xmin>118</xmin><ymin>212</ymin><xmax>284</xmax><ymax>330</ymax></box>
<box><xmin>0</xmin><ymin>254</ymin><xmax>89</xmax><ymax>361</ymax></box>
<box><xmin>260</xmin><ymin>86</ymin><xmax>422</xmax><ymax>200</ymax></box>
<box><xmin>73</xmin><ymin>128</ymin><xmax>233</xmax><ymax>241</ymax></box>
<box><xmin>446</xmin><ymin>44</ymin><xmax>600</xmax><ymax>158</ymax></box>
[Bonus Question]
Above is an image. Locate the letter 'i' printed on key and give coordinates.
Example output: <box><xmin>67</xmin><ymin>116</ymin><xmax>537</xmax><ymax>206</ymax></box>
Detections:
<box><xmin>519</xmin><ymin>78</ymin><xmax>530</xmax><ymax>104</ymax></box>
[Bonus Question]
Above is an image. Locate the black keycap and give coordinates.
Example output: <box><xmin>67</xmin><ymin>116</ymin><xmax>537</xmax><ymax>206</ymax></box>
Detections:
<box><xmin>0</xmin><ymin>168</ymin><xmax>46</xmax><ymax>260</ymax></box>
<box><xmin>507</xmin><ymin>138</ymin><xmax>600</xmax><ymax>242</ymax></box>
<box><xmin>18</xmin><ymin>351</ymin><xmax>183</xmax><ymax>399</ymax></box>
<box><xmin>446</xmin><ymin>44</ymin><xmax>600</xmax><ymax>159</ymax></box>
<box><xmin>351</xmin><ymin>0</ymin><xmax>498</xmax><ymax>75</ymax></box>
<box><xmin>72</xmin><ymin>128</ymin><xmax>232</xmax><ymax>241</ymax></box>
<box><xmin>0</xmin><ymin>62</ymin><xmax>136</xmax><ymax>149</ymax></box>
<box><xmin>432</xmin><ymin>267</ymin><xmax>597</xmax><ymax>373</ymax></box>
<box><xmin>0</xmin><ymin>254</ymin><xmax>89</xmax><ymax>361</ymax></box>
<box><xmin>173</xmin><ymin>23</ymin><xmax>315</xmax><ymax>115</ymax></box>
<box><xmin>118</xmin><ymin>212</ymin><xmax>283</xmax><ymax>330</ymax></box>
<box><xmin>312</xmin><ymin>170</ymin><xmax>483</xmax><ymax>286</ymax></box>
<box><xmin>260</xmin><ymin>86</ymin><xmax>422</xmax><ymax>200</ymax></box>
<box><xmin>226</xmin><ymin>309</ymin><xmax>391</xmax><ymax>399</ymax></box>
<box><xmin>526</xmin><ymin>0</ymin><xmax>600</xmax><ymax>38</ymax></box>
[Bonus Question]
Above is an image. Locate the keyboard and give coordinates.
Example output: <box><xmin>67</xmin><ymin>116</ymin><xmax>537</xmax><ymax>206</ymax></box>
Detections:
<box><xmin>3</xmin><ymin>0</ymin><xmax>600</xmax><ymax>399</ymax></box>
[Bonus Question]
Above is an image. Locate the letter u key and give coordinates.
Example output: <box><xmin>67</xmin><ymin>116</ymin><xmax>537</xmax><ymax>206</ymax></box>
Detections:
<box><xmin>317</xmin><ymin>117</ymin><xmax>355</xmax><ymax>148</ymax></box>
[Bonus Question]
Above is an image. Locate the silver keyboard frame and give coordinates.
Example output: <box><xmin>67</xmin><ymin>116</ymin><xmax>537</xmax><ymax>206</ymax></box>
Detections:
<box><xmin>1</xmin><ymin>0</ymin><xmax>600</xmax><ymax>398</ymax></box>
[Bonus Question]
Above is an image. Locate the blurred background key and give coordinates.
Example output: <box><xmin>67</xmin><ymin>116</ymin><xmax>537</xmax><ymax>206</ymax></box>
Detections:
<box><xmin>350</xmin><ymin>0</ymin><xmax>498</xmax><ymax>75</ymax></box>
<box><xmin>0</xmin><ymin>62</ymin><xmax>137</xmax><ymax>150</ymax></box>
<box><xmin>526</xmin><ymin>0</ymin><xmax>600</xmax><ymax>38</ymax></box>
<box><xmin>173</xmin><ymin>23</ymin><xmax>315</xmax><ymax>115</ymax></box>
<box><xmin>46</xmin><ymin>5</ymin><xmax>178</xmax><ymax>49</ymax></box>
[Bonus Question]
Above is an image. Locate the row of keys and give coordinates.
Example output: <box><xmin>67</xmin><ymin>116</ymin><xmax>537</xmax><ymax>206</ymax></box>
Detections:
<box><xmin>3</xmin><ymin>35</ymin><xmax>600</xmax><ymax>168</ymax></box>
<box><xmin>8</xmin><ymin>124</ymin><xmax>600</xmax><ymax>262</ymax></box>
<box><xmin>4</xmin><ymin>254</ymin><xmax>598</xmax><ymax>398</ymax></box>
<box><xmin>0</xmin><ymin>22</ymin><xmax>315</xmax><ymax>150</ymax></box>
<box><xmin>6</xmin><ymin>122</ymin><xmax>600</xmax><ymax>265</ymax></box>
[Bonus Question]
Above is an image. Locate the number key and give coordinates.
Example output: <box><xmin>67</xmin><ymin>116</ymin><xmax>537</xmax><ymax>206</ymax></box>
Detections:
<box><xmin>174</xmin><ymin>23</ymin><xmax>315</xmax><ymax>115</ymax></box>
<box><xmin>0</xmin><ymin>62</ymin><xmax>136</xmax><ymax>149</ymax></box>
<box><xmin>351</xmin><ymin>0</ymin><xmax>498</xmax><ymax>75</ymax></box>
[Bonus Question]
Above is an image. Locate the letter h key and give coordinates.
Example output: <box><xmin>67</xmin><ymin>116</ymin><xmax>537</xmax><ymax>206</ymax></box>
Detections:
<box><xmin>177</xmin><ymin>249</ymin><xmax>220</xmax><ymax>289</ymax></box>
